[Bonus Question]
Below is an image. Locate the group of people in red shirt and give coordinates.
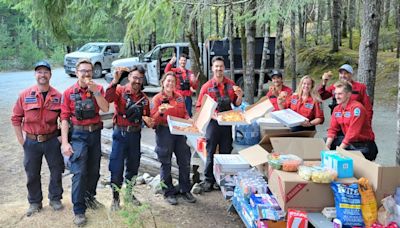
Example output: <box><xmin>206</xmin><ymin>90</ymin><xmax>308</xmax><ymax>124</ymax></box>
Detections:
<box><xmin>266</xmin><ymin>64</ymin><xmax>377</xmax><ymax>161</ymax></box>
<box><xmin>11</xmin><ymin>54</ymin><xmax>377</xmax><ymax>226</ymax></box>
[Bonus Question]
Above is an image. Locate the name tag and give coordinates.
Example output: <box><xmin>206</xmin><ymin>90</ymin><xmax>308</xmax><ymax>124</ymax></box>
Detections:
<box><xmin>176</xmin><ymin>97</ymin><xmax>184</xmax><ymax>103</ymax></box>
<box><xmin>344</xmin><ymin>112</ymin><xmax>351</xmax><ymax>118</ymax></box>
<box><xmin>304</xmin><ymin>103</ymin><xmax>314</xmax><ymax>109</ymax></box>
<box><xmin>335</xmin><ymin>112</ymin><xmax>342</xmax><ymax>117</ymax></box>
<box><xmin>24</xmin><ymin>97</ymin><xmax>37</xmax><ymax>104</ymax></box>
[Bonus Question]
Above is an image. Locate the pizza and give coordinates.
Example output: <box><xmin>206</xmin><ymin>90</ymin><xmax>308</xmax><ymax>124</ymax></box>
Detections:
<box><xmin>160</xmin><ymin>103</ymin><xmax>173</xmax><ymax>109</ymax></box>
<box><xmin>220</xmin><ymin>111</ymin><xmax>245</xmax><ymax>122</ymax></box>
<box><xmin>173</xmin><ymin>125</ymin><xmax>199</xmax><ymax>133</ymax></box>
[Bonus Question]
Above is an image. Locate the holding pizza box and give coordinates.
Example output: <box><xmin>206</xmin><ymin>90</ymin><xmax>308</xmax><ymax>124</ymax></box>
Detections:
<box><xmin>217</xmin><ymin>97</ymin><xmax>274</xmax><ymax>126</ymax></box>
<box><xmin>167</xmin><ymin>94</ymin><xmax>217</xmax><ymax>136</ymax></box>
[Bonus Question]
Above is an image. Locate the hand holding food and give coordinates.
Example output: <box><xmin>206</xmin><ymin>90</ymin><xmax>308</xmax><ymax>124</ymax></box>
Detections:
<box><xmin>114</xmin><ymin>66</ymin><xmax>130</xmax><ymax>83</ymax></box>
<box><xmin>233</xmin><ymin>85</ymin><xmax>243</xmax><ymax>97</ymax></box>
<box><xmin>322</xmin><ymin>71</ymin><xmax>333</xmax><ymax>85</ymax></box>
<box><xmin>158</xmin><ymin>103</ymin><xmax>173</xmax><ymax>113</ymax></box>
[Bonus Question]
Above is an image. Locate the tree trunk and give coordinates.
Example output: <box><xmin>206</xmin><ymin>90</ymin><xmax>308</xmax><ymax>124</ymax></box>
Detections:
<box><xmin>383</xmin><ymin>0</ymin><xmax>390</xmax><ymax>28</ymax></box>
<box><xmin>222</xmin><ymin>6</ymin><xmax>227</xmax><ymax>37</ymax></box>
<box><xmin>274</xmin><ymin>17</ymin><xmax>284</xmax><ymax>69</ymax></box>
<box><xmin>240</xmin><ymin>5</ymin><xmax>247</xmax><ymax>86</ymax></box>
<box><xmin>290</xmin><ymin>10</ymin><xmax>297</xmax><ymax>91</ymax></box>
<box><xmin>357</xmin><ymin>0</ymin><xmax>382</xmax><ymax>105</ymax></box>
<box><xmin>331</xmin><ymin>0</ymin><xmax>341</xmax><ymax>52</ymax></box>
<box><xmin>215</xmin><ymin>7</ymin><xmax>219</xmax><ymax>36</ymax></box>
<box><xmin>186</xmin><ymin>5</ymin><xmax>204</xmax><ymax>86</ymax></box>
<box><xmin>397</xmin><ymin>50</ymin><xmax>400</xmax><ymax>165</ymax></box>
<box><xmin>316</xmin><ymin>0</ymin><xmax>324</xmax><ymax>45</ymax></box>
<box><xmin>342</xmin><ymin>0</ymin><xmax>348</xmax><ymax>38</ymax></box>
<box><xmin>244</xmin><ymin>0</ymin><xmax>256</xmax><ymax>104</ymax></box>
<box><xmin>257</xmin><ymin>23</ymin><xmax>270</xmax><ymax>99</ymax></box>
<box><xmin>298</xmin><ymin>6</ymin><xmax>305</xmax><ymax>48</ymax></box>
<box><xmin>229</xmin><ymin>3</ymin><xmax>234</xmax><ymax>80</ymax></box>
<box><xmin>396</xmin><ymin>0</ymin><xmax>400</xmax><ymax>58</ymax></box>
<box><xmin>348</xmin><ymin>0</ymin><xmax>355</xmax><ymax>49</ymax></box>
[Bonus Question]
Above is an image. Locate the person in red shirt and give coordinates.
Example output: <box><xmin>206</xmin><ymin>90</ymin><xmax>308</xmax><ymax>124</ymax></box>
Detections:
<box><xmin>318</xmin><ymin>64</ymin><xmax>373</xmax><ymax>122</ymax></box>
<box><xmin>164</xmin><ymin>53</ymin><xmax>199</xmax><ymax>117</ymax></box>
<box><xmin>150</xmin><ymin>72</ymin><xmax>196</xmax><ymax>205</ymax></box>
<box><xmin>11</xmin><ymin>60</ymin><xmax>64</xmax><ymax>217</ymax></box>
<box><xmin>195</xmin><ymin>56</ymin><xmax>243</xmax><ymax>192</ymax></box>
<box><xmin>105</xmin><ymin>65</ymin><xmax>150</xmax><ymax>211</ymax></box>
<box><xmin>60</xmin><ymin>59</ymin><xmax>109</xmax><ymax>226</ymax></box>
<box><xmin>278</xmin><ymin>75</ymin><xmax>324</xmax><ymax>132</ymax></box>
<box><xmin>265</xmin><ymin>70</ymin><xmax>293</xmax><ymax>111</ymax></box>
<box><xmin>326</xmin><ymin>81</ymin><xmax>378</xmax><ymax>161</ymax></box>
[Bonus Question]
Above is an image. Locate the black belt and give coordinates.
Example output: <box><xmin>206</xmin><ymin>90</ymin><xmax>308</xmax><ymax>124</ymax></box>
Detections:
<box><xmin>26</xmin><ymin>131</ymin><xmax>59</xmax><ymax>142</ymax></box>
<box><xmin>114</xmin><ymin>125</ymin><xmax>141</xmax><ymax>133</ymax></box>
<box><xmin>73</xmin><ymin>123</ymin><xmax>103</xmax><ymax>132</ymax></box>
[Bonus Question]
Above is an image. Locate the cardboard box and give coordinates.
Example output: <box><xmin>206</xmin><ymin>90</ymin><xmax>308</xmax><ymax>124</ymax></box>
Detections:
<box><xmin>257</xmin><ymin>117</ymin><xmax>287</xmax><ymax>128</ymax></box>
<box><xmin>330</xmin><ymin>153</ymin><xmax>354</xmax><ymax>178</ymax></box>
<box><xmin>338</xmin><ymin>148</ymin><xmax>400</xmax><ymax>205</ymax></box>
<box><xmin>259</xmin><ymin>130</ymin><xmax>316</xmax><ymax>151</ymax></box>
<box><xmin>214</xmin><ymin>154</ymin><xmax>251</xmax><ymax>172</ymax></box>
<box><xmin>270</xmin><ymin>109</ymin><xmax>308</xmax><ymax>127</ymax></box>
<box><xmin>239</xmin><ymin>137</ymin><xmax>327</xmax><ymax>178</ymax></box>
<box><xmin>167</xmin><ymin>94</ymin><xmax>217</xmax><ymax>135</ymax></box>
<box><xmin>267</xmin><ymin>167</ymin><xmax>357</xmax><ymax>211</ymax></box>
<box><xmin>217</xmin><ymin>97</ymin><xmax>274</xmax><ymax>125</ymax></box>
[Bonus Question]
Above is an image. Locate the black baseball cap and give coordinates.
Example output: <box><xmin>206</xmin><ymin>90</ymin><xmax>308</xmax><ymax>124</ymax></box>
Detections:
<box><xmin>270</xmin><ymin>69</ymin><xmax>282</xmax><ymax>78</ymax></box>
<box><xmin>34</xmin><ymin>60</ymin><xmax>51</xmax><ymax>71</ymax></box>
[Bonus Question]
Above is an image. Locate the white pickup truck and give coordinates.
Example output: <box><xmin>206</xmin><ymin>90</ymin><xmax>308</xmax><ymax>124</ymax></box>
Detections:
<box><xmin>64</xmin><ymin>42</ymin><xmax>123</xmax><ymax>78</ymax></box>
<box><xmin>105</xmin><ymin>43</ymin><xmax>191</xmax><ymax>86</ymax></box>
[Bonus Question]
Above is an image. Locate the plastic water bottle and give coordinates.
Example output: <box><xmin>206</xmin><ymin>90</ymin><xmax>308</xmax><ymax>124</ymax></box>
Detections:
<box><xmin>394</xmin><ymin>186</ymin><xmax>400</xmax><ymax>205</ymax></box>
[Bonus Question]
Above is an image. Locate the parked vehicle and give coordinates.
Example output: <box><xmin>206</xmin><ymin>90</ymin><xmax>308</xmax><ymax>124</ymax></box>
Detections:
<box><xmin>105</xmin><ymin>38</ymin><xmax>283</xmax><ymax>92</ymax></box>
<box><xmin>64</xmin><ymin>42</ymin><xmax>123</xmax><ymax>78</ymax></box>
<box><xmin>105</xmin><ymin>43</ymin><xmax>191</xmax><ymax>85</ymax></box>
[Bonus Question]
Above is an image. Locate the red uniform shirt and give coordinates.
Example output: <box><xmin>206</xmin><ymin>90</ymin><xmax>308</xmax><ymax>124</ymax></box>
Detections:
<box><xmin>150</xmin><ymin>91</ymin><xmax>189</xmax><ymax>126</ymax></box>
<box><xmin>105</xmin><ymin>83</ymin><xmax>150</xmax><ymax>127</ymax></box>
<box><xmin>284</xmin><ymin>94</ymin><xmax>324</xmax><ymax>123</ymax></box>
<box><xmin>164</xmin><ymin>63</ymin><xmax>198</xmax><ymax>97</ymax></box>
<box><xmin>318</xmin><ymin>80</ymin><xmax>373</xmax><ymax>121</ymax></box>
<box><xmin>11</xmin><ymin>85</ymin><xmax>62</xmax><ymax>134</ymax></box>
<box><xmin>60</xmin><ymin>82</ymin><xmax>104</xmax><ymax>126</ymax></box>
<box><xmin>266</xmin><ymin>85</ymin><xmax>293</xmax><ymax>111</ymax></box>
<box><xmin>327</xmin><ymin>100</ymin><xmax>375</xmax><ymax>145</ymax></box>
<box><xmin>195</xmin><ymin>77</ymin><xmax>238</xmax><ymax>113</ymax></box>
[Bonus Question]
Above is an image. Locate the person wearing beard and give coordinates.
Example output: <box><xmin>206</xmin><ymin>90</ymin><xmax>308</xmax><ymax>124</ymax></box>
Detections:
<box><xmin>60</xmin><ymin>59</ymin><xmax>109</xmax><ymax>226</ymax></box>
<box><xmin>265</xmin><ymin>70</ymin><xmax>293</xmax><ymax>111</ymax></box>
<box><xmin>164</xmin><ymin>53</ymin><xmax>199</xmax><ymax>117</ymax></box>
<box><xmin>105</xmin><ymin>65</ymin><xmax>150</xmax><ymax>211</ymax></box>
<box><xmin>11</xmin><ymin>60</ymin><xmax>64</xmax><ymax>217</ymax></box>
<box><xmin>195</xmin><ymin>56</ymin><xmax>243</xmax><ymax>192</ymax></box>
<box><xmin>325</xmin><ymin>81</ymin><xmax>378</xmax><ymax>161</ymax></box>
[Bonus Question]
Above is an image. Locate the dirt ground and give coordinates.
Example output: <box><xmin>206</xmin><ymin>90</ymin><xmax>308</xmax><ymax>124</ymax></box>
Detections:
<box><xmin>0</xmin><ymin>114</ymin><xmax>243</xmax><ymax>228</ymax></box>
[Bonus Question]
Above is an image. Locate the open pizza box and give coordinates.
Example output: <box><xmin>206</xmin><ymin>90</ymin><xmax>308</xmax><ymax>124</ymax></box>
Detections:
<box><xmin>217</xmin><ymin>97</ymin><xmax>274</xmax><ymax>126</ymax></box>
<box><xmin>167</xmin><ymin>94</ymin><xmax>217</xmax><ymax>136</ymax></box>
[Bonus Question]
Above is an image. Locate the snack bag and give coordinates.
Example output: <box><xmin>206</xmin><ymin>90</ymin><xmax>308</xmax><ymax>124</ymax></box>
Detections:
<box><xmin>331</xmin><ymin>182</ymin><xmax>364</xmax><ymax>227</ymax></box>
<box><xmin>358</xmin><ymin>177</ymin><xmax>378</xmax><ymax>227</ymax></box>
<box><xmin>287</xmin><ymin>209</ymin><xmax>308</xmax><ymax>228</ymax></box>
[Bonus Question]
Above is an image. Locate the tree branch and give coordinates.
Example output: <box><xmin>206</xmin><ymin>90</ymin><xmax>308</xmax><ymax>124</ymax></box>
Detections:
<box><xmin>172</xmin><ymin>0</ymin><xmax>250</xmax><ymax>7</ymax></box>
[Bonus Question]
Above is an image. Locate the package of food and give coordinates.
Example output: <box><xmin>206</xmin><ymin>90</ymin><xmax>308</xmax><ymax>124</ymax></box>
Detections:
<box><xmin>298</xmin><ymin>166</ymin><xmax>337</xmax><ymax>183</ymax></box>
<box><xmin>287</xmin><ymin>209</ymin><xmax>308</xmax><ymax>228</ymax></box>
<box><xmin>267</xmin><ymin>153</ymin><xmax>302</xmax><ymax>172</ymax></box>
<box><xmin>358</xmin><ymin>177</ymin><xmax>378</xmax><ymax>227</ymax></box>
<box><xmin>331</xmin><ymin>182</ymin><xmax>364</xmax><ymax>227</ymax></box>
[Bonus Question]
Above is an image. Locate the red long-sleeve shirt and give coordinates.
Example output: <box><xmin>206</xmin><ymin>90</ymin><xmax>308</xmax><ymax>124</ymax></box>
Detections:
<box><xmin>105</xmin><ymin>83</ymin><xmax>150</xmax><ymax>127</ymax></box>
<box><xmin>265</xmin><ymin>85</ymin><xmax>293</xmax><ymax>111</ymax></box>
<box><xmin>150</xmin><ymin>91</ymin><xmax>189</xmax><ymax>126</ymax></box>
<box><xmin>164</xmin><ymin>63</ymin><xmax>198</xmax><ymax>97</ymax></box>
<box><xmin>283</xmin><ymin>94</ymin><xmax>324</xmax><ymax>123</ymax></box>
<box><xmin>327</xmin><ymin>100</ymin><xmax>375</xmax><ymax>145</ymax></box>
<box><xmin>318</xmin><ymin>80</ymin><xmax>373</xmax><ymax>122</ymax></box>
<box><xmin>11</xmin><ymin>85</ymin><xmax>62</xmax><ymax>134</ymax></box>
<box><xmin>195</xmin><ymin>77</ymin><xmax>238</xmax><ymax>113</ymax></box>
<box><xmin>61</xmin><ymin>82</ymin><xmax>104</xmax><ymax>126</ymax></box>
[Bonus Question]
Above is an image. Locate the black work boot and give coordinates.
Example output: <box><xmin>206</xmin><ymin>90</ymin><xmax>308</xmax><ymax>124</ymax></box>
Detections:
<box><xmin>26</xmin><ymin>203</ymin><xmax>42</xmax><ymax>217</ymax></box>
<box><xmin>110</xmin><ymin>191</ymin><xmax>121</xmax><ymax>211</ymax></box>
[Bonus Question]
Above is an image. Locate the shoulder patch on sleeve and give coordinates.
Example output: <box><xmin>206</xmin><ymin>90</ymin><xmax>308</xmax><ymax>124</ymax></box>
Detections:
<box><xmin>354</xmin><ymin>107</ymin><xmax>361</xmax><ymax>117</ymax></box>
